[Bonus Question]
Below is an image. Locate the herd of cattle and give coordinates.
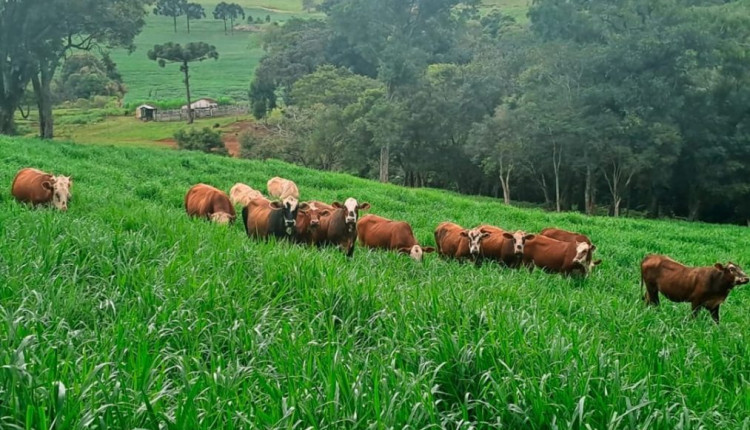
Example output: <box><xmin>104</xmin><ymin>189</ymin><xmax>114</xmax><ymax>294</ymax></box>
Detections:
<box><xmin>9</xmin><ymin>167</ymin><xmax>749</xmax><ymax>323</ymax></box>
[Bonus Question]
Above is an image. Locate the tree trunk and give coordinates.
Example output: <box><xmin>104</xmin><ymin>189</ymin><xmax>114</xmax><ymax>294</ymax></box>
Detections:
<box><xmin>182</xmin><ymin>62</ymin><xmax>193</xmax><ymax>124</ymax></box>
<box><xmin>173</xmin><ymin>15</ymin><xmax>177</xmax><ymax>33</ymax></box>
<box><xmin>499</xmin><ymin>168</ymin><xmax>511</xmax><ymax>205</ymax></box>
<box><xmin>224</xmin><ymin>19</ymin><xmax>228</xmax><ymax>34</ymax></box>
<box><xmin>31</xmin><ymin>66</ymin><xmax>54</xmax><ymax>139</ymax></box>
<box><xmin>379</xmin><ymin>144</ymin><xmax>389</xmax><ymax>183</ymax></box>
<box><xmin>688</xmin><ymin>198</ymin><xmax>700</xmax><ymax>221</ymax></box>
<box><xmin>552</xmin><ymin>142</ymin><xmax>562</xmax><ymax>212</ymax></box>
<box><xmin>0</xmin><ymin>108</ymin><xmax>15</xmax><ymax>135</ymax></box>
<box><xmin>613</xmin><ymin>197</ymin><xmax>621</xmax><ymax>217</ymax></box>
<box><xmin>187</xmin><ymin>15</ymin><xmax>191</xmax><ymax>34</ymax></box>
<box><xmin>585</xmin><ymin>163</ymin><xmax>596</xmax><ymax>215</ymax></box>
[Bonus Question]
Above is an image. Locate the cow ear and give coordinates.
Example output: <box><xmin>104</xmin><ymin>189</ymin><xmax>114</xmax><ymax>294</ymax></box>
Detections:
<box><xmin>502</xmin><ymin>232</ymin><xmax>513</xmax><ymax>239</ymax></box>
<box><xmin>590</xmin><ymin>245</ymin><xmax>597</xmax><ymax>252</ymax></box>
<box><xmin>269</xmin><ymin>201</ymin><xmax>283</xmax><ymax>209</ymax></box>
<box><xmin>320</xmin><ymin>210</ymin><xmax>331</xmax><ymax>216</ymax></box>
<box><xmin>298</xmin><ymin>202</ymin><xmax>310</xmax><ymax>212</ymax></box>
<box><xmin>714</xmin><ymin>263</ymin><xmax>725</xmax><ymax>271</ymax></box>
<box><xmin>481</xmin><ymin>232</ymin><xmax>491</xmax><ymax>238</ymax></box>
<box><xmin>331</xmin><ymin>201</ymin><xmax>343</xmax><ymax>208</ymax></box>
<box><xmin>397</xmin><ymin>247</ymin><xmax>411</xmax><ymax>254</ymax></box>
<box><xmin>459</xmin><ymin>230</ymin><xmax>468</xmax><ymax>237</ymax></box>
<box><xmin>42</xmin><ymin>181</ymin><xmax>53</xmax><ymax>191</ymax></box>
<box><xmin>358</xmin><ymin>202</ymin><xmax>371</xmax><ymax>210</ymax></box>
<box><xmin>423</xmin><ymin>246</ymin><xmax>436</xmax><ymax>253</ymax></box>
<box><xmin>593</xmin><ymin>259</ymin><xmax>602</xmax><ymax>266</ymax></box>
<box><xmin>525</xmin><ymin>234</ymin><xmax>536</xmax><ymax>240</ymax></box>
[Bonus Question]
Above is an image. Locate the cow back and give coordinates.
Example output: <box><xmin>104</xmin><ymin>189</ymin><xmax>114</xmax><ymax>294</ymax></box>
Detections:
<box><xmin>540</xmin><ymin>228</ymin><xmax>592</xmax><ymax>245</ymax></box>
<box><xmin>11</xmin><ymin>168</ymin><xmax>54</xmax><ymax>205</ymax></box>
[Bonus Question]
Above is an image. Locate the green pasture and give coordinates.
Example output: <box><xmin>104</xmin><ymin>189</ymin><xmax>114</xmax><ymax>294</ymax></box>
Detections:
<box><xmin>0</xmin><ymin>136</ymin><xmax>748</xmax><ymax>428</ymax></box>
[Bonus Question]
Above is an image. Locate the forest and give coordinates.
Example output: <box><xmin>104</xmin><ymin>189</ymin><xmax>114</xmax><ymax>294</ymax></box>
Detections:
<box><xmin>247</xmin><ymin>0</ymin><xmax>750</xmax><ymax>224</ymax></box>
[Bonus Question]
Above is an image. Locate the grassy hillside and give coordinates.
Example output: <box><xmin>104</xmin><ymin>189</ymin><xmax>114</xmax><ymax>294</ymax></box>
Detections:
<box><xmin>1</xmin><ymin>136</ymin><xmax>748</xmax><ymax>428</ymax></box>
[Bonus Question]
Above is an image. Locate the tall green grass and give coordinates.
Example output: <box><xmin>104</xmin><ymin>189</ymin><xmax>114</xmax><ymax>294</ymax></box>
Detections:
<box><xmin>0</xmin><ymin>136</ymin><xmax>748</xmax><ymax>429</ymax></box>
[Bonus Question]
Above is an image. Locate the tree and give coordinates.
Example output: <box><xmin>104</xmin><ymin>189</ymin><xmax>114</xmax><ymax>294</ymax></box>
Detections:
<box><xmin>148</xmin><ymin>42</ymin><xmax>219</xmax><ymax>124</ymax></box>
<box><xmin>184</xmin><ymin>3</ymin><xmax>205</xmax><ymax>34</ymax></box>
<box><xmin>213</xmin><ymin>2</ymin><xmax>245</xmax><ymax>34</ymax></box>
<box><xmin>55</xmin><ymin>53</ymin><xmax>125</xmax><ymax>101</ymax></box>
<box><xmin>303</xmin><ymin>0</ymin><xmax>317</xmax><ymax>13</ymax></box>
<box><xmin>0</xmin><ymin>0</ymin><xmax>149</xmax><ymax>138</ymax></box>
<box><xmin>154</xmin><ymin>0</ymin><xmax>187</xmax><ymax>33</ymax></box>
<box><xmin>265</xmin><ymin>14</ymin><xmax>271</xmax><ymax>23</ymax></box>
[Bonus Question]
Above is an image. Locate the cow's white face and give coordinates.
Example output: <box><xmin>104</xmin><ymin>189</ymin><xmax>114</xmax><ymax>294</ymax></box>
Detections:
<box><xmin>464</xmin><ymin>229</ymin><xmax>490</xmax><ymax>256</ymax></box>
<box><xmin>210</xmin><ymin>212</ymin><xmax>233</xmax><ymax>224</ymax></box>
<box><xmin>504</xmin><ymin>231</ymin><xmax>535</xmax><ymax>256</ymax></box>
<box><xmin>48</xmin><ymin>176</ymin><xmax>72</xmax><ymax>211</ymax></box>
<box><xmin>337</xmin><ymin>198</ymin><xmax>370</xmax><ymax>225</ymax></box>
<box><xmin>573</xmin><ymin>242</ymin><xmax>591</xmax><ymax>266</ymax></box>
<box><xmin>409</xmin><ymin>245</ymin><xmax>424</xmax><ymax>262</ymax></box>
<box><xmin>282</xmin><ymin>196</ymin><xmax>299</xmax><ymax>227</ymax></box>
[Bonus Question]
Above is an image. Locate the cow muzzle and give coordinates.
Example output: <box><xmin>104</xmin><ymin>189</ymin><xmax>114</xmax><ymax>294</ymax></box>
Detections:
<box><xmin>737</xmin><ymin>276</ymin><xmax>749</xmax><ymax>285</ymax></box>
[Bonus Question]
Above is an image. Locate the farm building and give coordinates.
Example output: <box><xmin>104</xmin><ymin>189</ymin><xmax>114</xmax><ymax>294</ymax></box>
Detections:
<box><xmin>181</xmin><ymin>98</ymin><xmax>219</xmax><ymax>111</ymax></box>
<box><xmin>135</xmin><ymin>104</ymin><xmax>157</xmax><ymax>121</ymax></box>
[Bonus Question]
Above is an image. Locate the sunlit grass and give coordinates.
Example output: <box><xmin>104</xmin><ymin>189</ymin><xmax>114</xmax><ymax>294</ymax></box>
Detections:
<box><xmin>0</xmin><ymin>136</ymin><xmax>748</xmax><ymax>429</ymax></box>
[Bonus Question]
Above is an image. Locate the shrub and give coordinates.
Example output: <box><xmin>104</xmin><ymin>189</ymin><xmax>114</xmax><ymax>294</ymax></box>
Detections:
<box><xmin>174</xmin><ymin>127</ymin><xmax>227</xmax><ymax>155</ymax></box>
<box><xmin>239</xmin><ymin>131</ymin><xmax>285</xmax><ymax>160</ymax></box>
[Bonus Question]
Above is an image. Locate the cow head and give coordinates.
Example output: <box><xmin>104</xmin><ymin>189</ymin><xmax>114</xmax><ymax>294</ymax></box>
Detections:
<box><xmin>333</xmin><ymin>198</ymin><xmax>370</xmax><ymax>229</ymax></box>
<box><xmin>587</xmin><ymin>245</ymin><xmax>602</xmax><ymax>272</ymax></box>
<box><xmin>502</xmin><ymin>230</ymin><xmax>535</xmax><ymax>256</ymax></box>
<box><xmin>715</xmin><ymin>262</ymin><xmax>749</xmax><ymax>286</ymax></box>
<box><xmin>461</xmin><ymin>228</ymin><xmax>490</xmax><ymax>256</ymax></box>
<box><xmin>298</xmin><ymin>202</ymin><xmax>331</xmax><ymax>230</ymax></box>
<box><xmin>210</xmin><ymin>212</ymin><xmax>235</xmax><ymax>224</ymax></box>
<box><xmin>271</xmin><ymin>198</ymin><xmax>309</xmax><ymax>234</ymax></box>
<box><xmin>398</xmin><ymin>245</ymin><xmax>436</xmax><ymax>262</ymax></box>
<box><xmin>572</xmin><ymin>242</ymin><xmax>593</xmax><ymax>267</ymax></box>
<box><xmin>43</xmin><ymin>175</ymin><xmax>72</xmax><ymax>211</ymax></box>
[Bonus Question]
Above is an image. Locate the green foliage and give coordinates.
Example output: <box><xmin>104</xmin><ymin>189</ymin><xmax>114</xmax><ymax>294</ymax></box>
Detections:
<box><xmin>54</xmin><ymin>53</ymin><xmax>126</xmax><ymax>102</ymax></box>
<box><xmin>154</xmin><ymin>0</ymin><xmax>187</xmax><ymax>32</ymax></box>
<box><xmin>1</xmin><ymin>136</ymin><xmax>750</xmax><ymax>428</ymax></box>
<box><xmin>148</xmin><ymin>42</ymin><xmax>219</xmax><ymax>68</ymax></box>
<box><xmin>174</xmin><ymin>127</ymin><xmax>228</xmax><ymax>154</ymax></box>
<box><xmin>213</xmin><ymin>2</ymin><xmax>246</xmax><ymax>34</ymax></box>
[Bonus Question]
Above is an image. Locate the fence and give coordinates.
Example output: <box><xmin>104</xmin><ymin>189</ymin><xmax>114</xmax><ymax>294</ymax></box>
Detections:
<box><xmin>151</xmin><ymin>105</ymin><xmax>249</xmax><ymax>122</ymax></box>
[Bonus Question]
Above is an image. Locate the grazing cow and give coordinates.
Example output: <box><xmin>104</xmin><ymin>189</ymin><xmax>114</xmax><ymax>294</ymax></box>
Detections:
<box><xmin>540</xmin><ymin>227</ymin><xmax>602</xmax><ymax>270</ymax></box>
<box><xmin>11</xmin><ymin>168</ymin><xmax>72</xmax><ymax>211</ymax></box>
<box><xmin>522</xmin><ymin>235</ymin><xmax>596</xmax><ymax>276</ymax></box>
<box><xmin>357</xmin><ymin>214</ymin><xmax>435</xmax><ymax>261</ymax></box>
<box><xmin>295</xmin><ymin>201</ymin><xmax>333</xmax><ymax>245</ymax></box>
<box><xmin>641</xmin><ymin>254</ymin><xmax>749</xmax><ymax>323</ymax></box>
<box><xmin>184</xmin><ymin>184</ymin><xmax>236</xmax><ymax>224</ymax></box>
<box><xmin>478</xmin><ymin>225</ymin><xmax>535</xmax><ymax>268</ymax></box>
<box><xmin>434</xmin><ymin>222</ymin><xmax>489</xmax><ymax>264</ymax></box>
<box><xmin>242</xmin><ymin>196</ymin><xmax>310</xmax><ymax>239</ymax></box>
<box><xmin>267</xmin><ymin>176</ymin><xmax>300</xmax><ymax>201</ymax></box>
<box><xmin>317</xmin><ymin>198</ymin><xmax>370</xmax><ymax>256</ymax></box>
<box><xmin>230</xmin><ymin>183</ymin><xmax>263</xmax><ymax>207</ymax></box>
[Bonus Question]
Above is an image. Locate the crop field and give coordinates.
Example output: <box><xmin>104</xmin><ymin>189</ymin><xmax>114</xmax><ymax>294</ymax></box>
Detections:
<box><xmin>1</xmin><ymin>136</ymin><xmax>748</xmax><ymax>429</ymax></box>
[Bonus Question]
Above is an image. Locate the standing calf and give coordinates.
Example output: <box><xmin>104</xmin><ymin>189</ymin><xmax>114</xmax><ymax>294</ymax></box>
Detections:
<box><xmin>11</xmin><ymin>168</ymin><xmax>72</xmax><ymax>211</ymax></box>
<box><xmin>641</xmin><ymin>254</ymin><xmax>748</xmax><ymax>323</ymax></box>
<box><xmin>478</xmin><ymin>225</ymin><xmax>534</xmax><ymax>268</ymax></box>
<box><xmin>185</xmin><ymin>184</ymin><xmax>236</xmax><ymax>224</ymax></box>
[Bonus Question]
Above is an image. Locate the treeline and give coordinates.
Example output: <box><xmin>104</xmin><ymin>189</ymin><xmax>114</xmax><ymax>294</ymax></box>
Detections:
<box><xmin>247</xmin><ymin>0</ymin><xmax>750</xmax><ymax>224</ymax></box>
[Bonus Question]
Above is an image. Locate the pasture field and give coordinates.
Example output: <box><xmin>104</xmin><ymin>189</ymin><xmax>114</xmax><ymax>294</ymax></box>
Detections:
<box><xmin>1</xmin><ymin>136</ymin><xmax>749</xmax><ymax>429</ymax></box>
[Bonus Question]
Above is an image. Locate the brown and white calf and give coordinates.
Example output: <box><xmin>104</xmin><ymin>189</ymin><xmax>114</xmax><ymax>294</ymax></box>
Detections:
<box><xmin>357</xmin><ymin>214</ymin><xmax>435</xmax><ymax>261</ymax></box>
<box><xmin>229</xmin><ymin>183</ymin><xmax>263</xmax><ymax>207</ymax></box>
<box><xmin>641</xmin><ymin>254</ymin><xmax>749</xmax><ymax>323</ymax></box>
<box><xmin>243</xmin><ymin>196</ymin><xmax>310</xmax><ymax>239</ymax></box>
<box><xmin>185</xmin><ymin>183</ymin><xmax>236</xmax><ymax>224</ymax></box>
<box><xmin>522</xmin><ymin>235</ymin><xmax>596</xmax><ymax>276</ymax></box>
<box><xmin>316</xmin><ymin>198</ymin><xmax>370</xmax><ymax>256</ymax></box>
<box><xmin>540</xmin><ymin>227</ymin><xmax>601</xmax><ymax>270</ymax></box>
<box><xmin>434</xmin><ymin>222</ymin><xmax>489</xmax><ymax>264</ymax></box>
<box><xmin>11</xmin><ymin>168</ymin><xmax>72</xmax><ymax>211</ymax></box>
<box><xmin>478</xmin><ymin>225</ymin><xmax>535</xmax><ymax>268</ymax></box>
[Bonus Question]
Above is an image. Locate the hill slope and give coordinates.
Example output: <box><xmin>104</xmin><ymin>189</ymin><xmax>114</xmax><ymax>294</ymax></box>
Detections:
<box><xmin>1</xmin><ymin>137</ymin><xmax>748</xmax><ymax>428</ymax></box>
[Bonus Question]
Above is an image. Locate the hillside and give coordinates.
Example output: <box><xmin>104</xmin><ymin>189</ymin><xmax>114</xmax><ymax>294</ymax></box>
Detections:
<box><xmin>1</xmin><ymin>136</ymin><xmax>748</xmax><ymax>428</ymax></box>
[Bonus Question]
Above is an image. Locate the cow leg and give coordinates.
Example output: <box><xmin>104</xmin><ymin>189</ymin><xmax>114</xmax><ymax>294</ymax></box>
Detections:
<box><xmin>346</xmin><ymin>245</ymin><xmax>355</xmax><ymax>258</ymax></box>
<box><xmin>710</xmin><ymin>307</ymin><xmax>720</xmax><ymax>324</ymax></box>
<box><xmin>691</xmin><ymin>303</ymin><xmax>703</xmax><ymax>319</ymax></box>
<box><xmin>644</xmin><ymin>283</ymin><xmax>660</xmax><ymax>306</ymax></box>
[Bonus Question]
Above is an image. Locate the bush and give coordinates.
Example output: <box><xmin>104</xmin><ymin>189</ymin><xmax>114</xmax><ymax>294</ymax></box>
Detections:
<box><xmin>239</xmin><ymin>131</ymin><xmax>285</xmax><ymax>160</ymax></box>
<box><xmin>174</xmin><ymin>127</ymin><xmax>227</xmax><ymax>155</ymax></box>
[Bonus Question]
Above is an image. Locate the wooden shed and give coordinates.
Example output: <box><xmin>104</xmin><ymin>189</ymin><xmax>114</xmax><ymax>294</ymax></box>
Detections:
<box><xmin>136</xmin><ymin>104</ymin><xmax>157</xmax><ymax>121</ymax></box>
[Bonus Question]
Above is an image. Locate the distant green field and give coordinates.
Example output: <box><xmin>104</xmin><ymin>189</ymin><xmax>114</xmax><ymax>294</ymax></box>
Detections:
<box><xmin>1</xmin><ymin>136</ymin><xmax>749</xmax><ymax>428</ymax></box>
<box><xmin>110</xmin><ymin>3</ymin><xmax>316</xmax><ymax>103</ymax></box>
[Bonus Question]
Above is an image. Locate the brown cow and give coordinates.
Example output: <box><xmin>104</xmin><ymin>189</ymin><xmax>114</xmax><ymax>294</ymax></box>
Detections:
<box><xmin>641</xmin><ymin>254</ymin><xmax>748</xmax><ymax>323</ymax></box>
<box><xmin>243</xmin><ymin>196</ymin><xmax>310</xmax><ymax>239</ymax></box>
<box><xmin>434</xmin><ymin>222</ymin><xmax>489</xmax><ymax>264</ymax></box>
<box><xmin>11</xmin><ymin>168</ymin><xmax>72</xmax><ymax>211</ymax></box>
<box><xmin>185</xmin><ymin>183</ymin><xmax>236</xmax><ymax>224</ymax></box>
<box><xmin>295</xmin><ymin>201</ymin><xmax>333</xmax><ymax>245</ymax></box>
<box><xmin>478</xmin><ymin>225</ymin><xmax>535</xmax><ymax>268</ymax></box>
<box><xmin>540</xmin><ymin>227</ymin><xmax>602</xmax><ymax>270</ymax></box>
<box><xmin>357</xmin><ymin>214</ymin><xmax>435</xmax><ymax>261</ymax></box>
<box><xmin>316</xmin><ymin>197</ymin><xmax>370</xmax><ymax>256</ymax></box>
<box><xmin>230</xmin><ymin>183</ymin><xmax>263</xmax><ymax>207</ymax></box>
<box><xmin>522</xmin><ymin>235</ymin><xmax>596</xmax><ymax>276</ymax></box>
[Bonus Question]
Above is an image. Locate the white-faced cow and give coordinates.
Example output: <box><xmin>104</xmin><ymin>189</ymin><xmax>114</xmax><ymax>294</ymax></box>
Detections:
<box><xmin>230</xmin><ymin>183</ymin><xmax>263</xmax><ymax>207</ymax></box>
<box><xmin>641</xmin><ymin>254</ymin><xmax>749</xmax><ymax>323</ymax></box>
<box><xmin>185</xmin><ymin>183</ymin><xmax>236</xmax><ymax>224</ymax></box>
<box><xmin>11</xmin><ymin>168</ymin><xmax>72</xmax><ymax>211</ymax></box>
<box><xmin>522</xmin><ymin>235</ymin><xmax>598</xmax><ymax>276</ymax></box>
<box><xmin>434</xmin><ymin>222</ymin><xmax>489</xmax><ymax>264</ymax></box>
<box><xmin>357</xmin><ymin>214</ymin><xmax>435</xmax><ymax>261</ymax></box>
<box><xmin>478</xmin><ymin>225</ymin><xmax>535</xmax><ymax>268</ymax></box>
<box><xmin>540</xmin><ymin>227</ymin><xmax>601</xmax><ymax>271</ymax></box>
<box><xmin>317</xmin><ymin>198</ymin><xmax>370</xmax><ymax>256</ymax></box>
<box><xmin>242</xmin><ymin>196</ymin><xmax>309</xmax><ymax>240</ymax></box>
